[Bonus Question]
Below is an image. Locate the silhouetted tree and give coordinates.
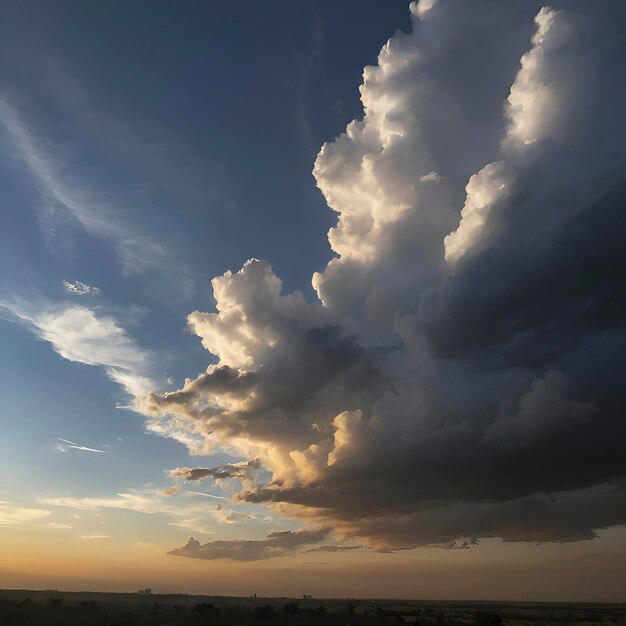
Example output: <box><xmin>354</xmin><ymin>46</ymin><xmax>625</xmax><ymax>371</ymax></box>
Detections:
<box><xmin>80</xmin><ymin>600</ymin><xmax>98</xmax><ymax>609</ymax></box>
<box><xmin>473</xmin><ymin>612</ymin><xmax>503</xmax><ymax>626</ymax></box>
<box><xmin>253</xmin><ymin>604</ymin><xmax>275</xmax><ymax>620</ymax></box>
<box><xmin>284</xmin><ymin>601</ymin><xmax>300</xmax><ymax>615</ymax></box>
<box><xmin>194</xmin><ymin>602</ymin><xmax>220</xmax><ymax>617</ymax></box>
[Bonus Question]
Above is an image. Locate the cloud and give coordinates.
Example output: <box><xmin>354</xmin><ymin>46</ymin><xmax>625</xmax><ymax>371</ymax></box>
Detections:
<box><xmin>220</xmin><ymin>510</ymin><xmax>255</xmax><ymax>524</ymax></box>
<box><xmin>56</xmin><ymin>438</ymin><xmax>112</xmax><ymax>454</ymax></box>
<box><xmin>420</xmin><ymin>171</ymin><xmax>442</xmax><ymax>183</ymax></box>
<box><xmin>0</xmin><ymin>502</ymin><xmax>50</xmax><ymax>526</ymax></box>
<box><xmin>138</xmin><ymin>2</ymin><xmax>626</xmax><ymax>552</ymax></box>
<box><xmin>305</xmin><ymin>544</ymin><xmax>361</xmax><ymax>553</ymax></box>
<box><xmin>0</xmin><ymin>96</ymin><xmax>193</xmax><ymax>300</ymax></box>
<box><xmin>9</xmin><ymin>53</ymin><xmax>230</xmax><ymax>220</ymax></box>
<box><xmin>47</xmin><ymin>523</ymin><xmax>73</xmax><ymax>529</ymax></box>
<box><xmin>80</xmin><ymin>535</ymin><xmax>109</xmax><ymax>540</ymax></box>
<box><xmin>0</xmin><ymin>299</ymin><xmax>155</xmax><ymax>399</ymax></box>
<box><xmin>168</xmin><ymin>459</ymin><xmax>261</xmax><ymax>482</ymax></box>
<box><xmin>483</xmin><ymin>371</ymin><xmax>597</xmax><ymax>449</ymax></box>
<box><xmin>38</xmin><ymin>489</ymin><xmax>214</xmax><ymax>516</ymax></box>
<box><xmin>168</xmin><ymin>528</ymin><xmax>330</xmax><ymax>561</ymax></box>
<box><xmin>167</xmin><ymin>518</ymin><xmax>215</xmax><ymax>536</ymax></box>
<box><xmin>184</xmin><ymin>491</ymin><xmax>228</xmax><ymax>501</ymax></box>
<box><xmin>443</xmin><ymin>6</ymin><xmax>593</xmax><ymax>265</ymax></box>
<box><xmin>38</xmin><ymin>488</ymin><xmax>259</xmax><ymax>534</ymax></box>
<box><xmin>62</xmin><ymin>280</ymin><xmax>101</xmax><ymax>296</ymax></box>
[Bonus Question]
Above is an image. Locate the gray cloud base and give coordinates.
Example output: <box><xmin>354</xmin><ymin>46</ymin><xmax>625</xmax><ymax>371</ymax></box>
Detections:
<box><xmin>168</xmin><ymin>528</ymin><xmax>330</xmax><ymax>561</ymax></box>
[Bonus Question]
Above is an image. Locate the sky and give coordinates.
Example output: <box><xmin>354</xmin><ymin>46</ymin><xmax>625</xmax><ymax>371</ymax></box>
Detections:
<box><xmin>1</xmin><ymin>0</ymin><xmax>625</xmax><ymax>602</ymax></box>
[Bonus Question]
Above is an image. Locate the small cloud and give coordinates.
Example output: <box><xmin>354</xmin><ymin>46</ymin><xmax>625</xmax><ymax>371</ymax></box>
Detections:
<box><xmin>80</xmin><ymin>534</ymin><xmax>109</xmax><ymax>539</ymax></box>
<box><xmin>168</xmin><ymin>459</ymin><xmax>261</xmax><ymax>482</ymax></box>
<box><xmin>63</xmin><ymin>280</ymin><xmax>101</xmax><ymax>296</ymax></box>
<box><xmin>218</xmin><ymin>509</ymin><xmax>255</xmax><ymax>524</ymax></box>
<box><xmin>163</xmin><ymin>487</ymin><xmax>178</xmax><ymax>497</ymax></box>
<box><xmin>47</xmin><ymin>522</ymin><xmax>73</xmax><ymax>529</ymax></box>
<box><xmin>420</xmin><ymin>171</ymin><xmax>442</xmax><ymax>183</ymax></box>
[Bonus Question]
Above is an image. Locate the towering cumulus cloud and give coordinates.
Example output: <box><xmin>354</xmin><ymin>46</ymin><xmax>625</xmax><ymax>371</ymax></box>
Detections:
<box><xmin>148</xmin><ymin>0</ymin><xmax>626</xmax><ymax>554</ymax></box>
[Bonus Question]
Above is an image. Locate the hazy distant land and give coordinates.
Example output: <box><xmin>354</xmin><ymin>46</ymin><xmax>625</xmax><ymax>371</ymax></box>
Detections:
<box><xmin>1</xmin><ymin>589</ymin><xmax>624</xmax><ymax>625</ymax></box>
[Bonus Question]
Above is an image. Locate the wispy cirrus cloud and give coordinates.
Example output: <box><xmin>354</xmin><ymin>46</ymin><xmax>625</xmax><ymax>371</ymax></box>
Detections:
<box><xmin>38</xmin><ymin>488</ymin><xmax>261</xmax><ymax>536</ymax></box>
<box><xmin>0</xmin><ymin>501</ymin><xmax>50</xmax><ymax>526</ymax></box>
<box><xmin>0</xmin><ymin>96</ymin><xmax>193</xmax><ymax>300</ymax></box>
<box><xmin>55</xmin><ymin>438</ymin><xmax>112</xmax><ymax>454</ymax></box>
<box><xmin>0</xmin><ymin>299</ymin><xmax>155</xmax><ymax>399</ymax></box>
<box><xmin>26</xmin><ymin>55</ymin><xmax>227</xmax><ymax>214</ymax></box>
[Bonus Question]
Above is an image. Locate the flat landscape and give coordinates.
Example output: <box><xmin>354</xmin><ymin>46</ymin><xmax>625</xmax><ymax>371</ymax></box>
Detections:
<box><xmin>1</xmin><ymin>589</ymin><xmax>624</xmax><ymax>626</ymax></box>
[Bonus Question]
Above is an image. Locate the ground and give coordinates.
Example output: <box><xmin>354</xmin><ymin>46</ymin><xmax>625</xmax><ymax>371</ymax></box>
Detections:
<box><xmin>0</xmin><ymin>589</ymin><xmax>624</xmax><ymax>626</ymax></box>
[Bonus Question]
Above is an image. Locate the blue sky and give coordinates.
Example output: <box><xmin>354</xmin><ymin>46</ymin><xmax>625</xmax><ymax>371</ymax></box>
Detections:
<box><xmin>1</xmin><ymin>0</ymin><xmax>626</xmax><ymax>600</ymax></box>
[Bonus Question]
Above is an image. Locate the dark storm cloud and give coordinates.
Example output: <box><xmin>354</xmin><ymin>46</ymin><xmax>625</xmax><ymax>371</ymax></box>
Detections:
<box><xmin>146</xmin><ymin>307</ymin><xmax>389</xmax><ymax>449</ymax></box>
<box><xmin>146</xmin><ymin>0</ymin><xmax>626</xmax><ymax>555</ymax></box>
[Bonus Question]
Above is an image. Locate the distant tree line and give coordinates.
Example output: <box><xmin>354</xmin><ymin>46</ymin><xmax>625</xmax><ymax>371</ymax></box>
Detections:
<box><xmin>1</xmin><ymin>594</ymin><xmax>623</xmax><ymax>626</ymax></box>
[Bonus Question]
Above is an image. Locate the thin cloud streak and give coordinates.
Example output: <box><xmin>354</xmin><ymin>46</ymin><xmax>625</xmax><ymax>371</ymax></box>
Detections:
<box><xmin>56</xmin><ymin>438</ymin><xmax>112</xmax><ymax>454</ymax></box>
<box><xmin>37</xmin><ymin>488</ymin><xmax>252</xmax><ymax>535</ymax></box>
<box><xmin>0</xmin><ymin>95</ymin><xmax>193</xmax><ymax>300</ymax></box>
<box><xmin>184</xmin><ymin>490</ymin><xmax>229</xmax><ymax>501</ymax></box>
